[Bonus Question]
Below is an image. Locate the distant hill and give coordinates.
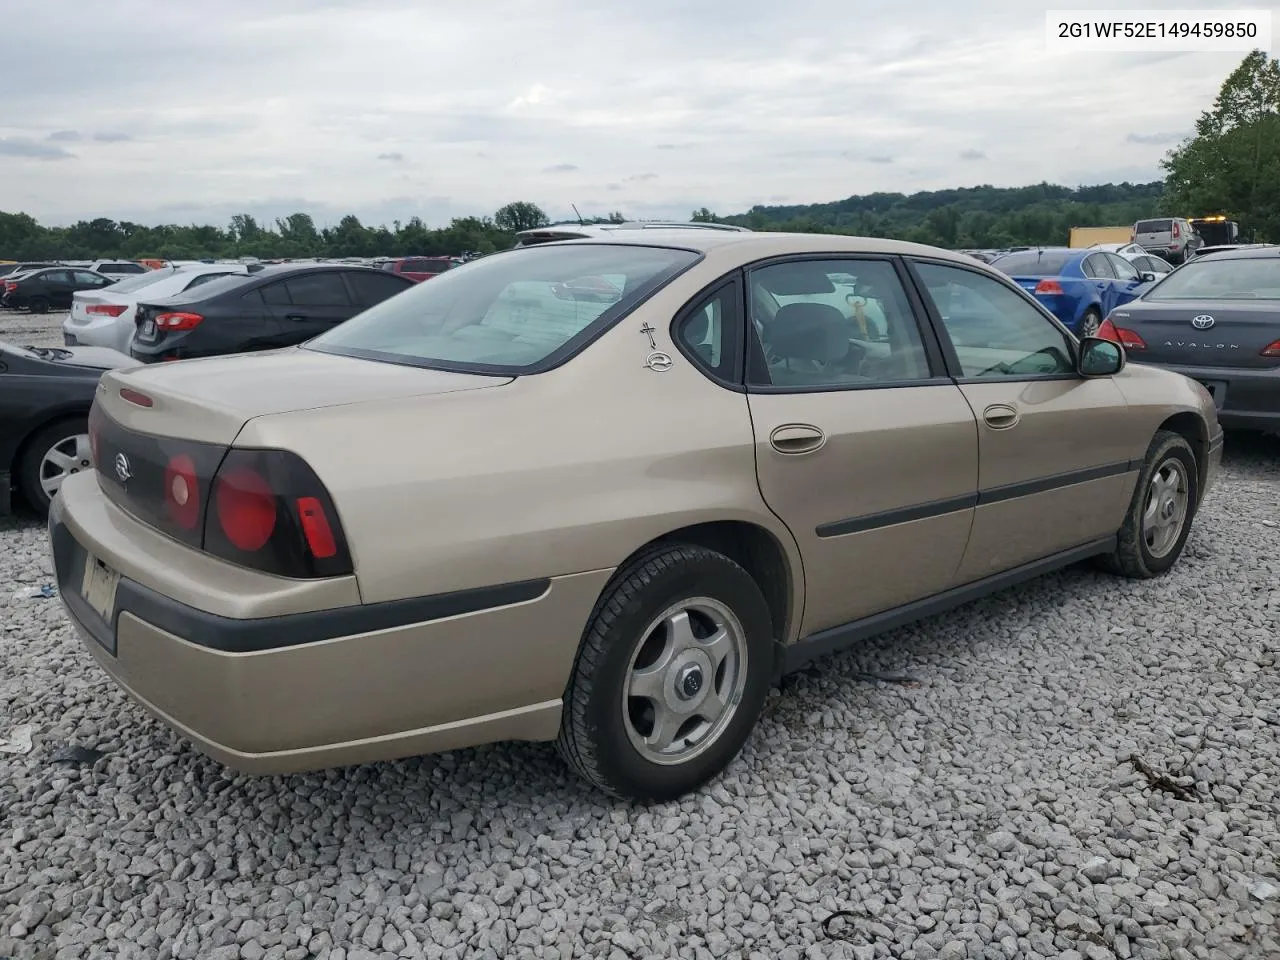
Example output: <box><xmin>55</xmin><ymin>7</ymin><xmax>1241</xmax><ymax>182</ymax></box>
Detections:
<box><xmin>711</xmin><ymin>181</ymin><xmax>1167</xmax><ymax>248</ymax></box>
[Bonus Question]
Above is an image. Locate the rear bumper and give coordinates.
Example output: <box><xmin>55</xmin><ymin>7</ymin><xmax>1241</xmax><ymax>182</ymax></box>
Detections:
<box><xmin>1158</xmin><ymin>363</ymin><xmax>1280</xmax><ymax>432</ymax></box>
<box><xmin>49</xmin><ymin>473</ymin><xmax>610</xmax><ymax>774</ymax></box>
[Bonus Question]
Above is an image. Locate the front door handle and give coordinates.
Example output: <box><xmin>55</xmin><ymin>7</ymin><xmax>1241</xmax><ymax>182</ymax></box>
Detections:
<box><xmin>769</xmin><ymin>423</ymin><xmax>826</xmax><ymax>455</ymax></box>
<box><xmin>982</xmin><ymin>403</ymin><xmax>1020</xmax><ymax>430</ymax></box>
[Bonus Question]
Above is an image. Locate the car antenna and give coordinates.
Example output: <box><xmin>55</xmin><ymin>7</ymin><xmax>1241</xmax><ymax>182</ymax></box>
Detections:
<box><xmin>571</xmin><ymin>203</ymin><xmax>586</xmax><ymax>225</ymax></box>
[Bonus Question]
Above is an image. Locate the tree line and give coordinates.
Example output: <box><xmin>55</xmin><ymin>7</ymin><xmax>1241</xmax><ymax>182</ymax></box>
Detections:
<box><xmin>2</xmin><ymin>51</ymin><xmax>1274</xmax><ymax>261</ymax></box>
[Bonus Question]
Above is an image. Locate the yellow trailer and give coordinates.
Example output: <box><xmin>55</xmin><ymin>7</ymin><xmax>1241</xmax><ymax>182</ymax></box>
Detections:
<box><xmin>1068</xmin><ymin>225</ymin><xmax>1133</xmax><ymax>248</ymax></box>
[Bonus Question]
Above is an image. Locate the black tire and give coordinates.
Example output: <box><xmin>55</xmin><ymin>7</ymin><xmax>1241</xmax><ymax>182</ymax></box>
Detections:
<box><xmin>1079</xmin><ymin>308</ymin><xmax>1102</xmax><ymax>339</ymax></box>
<box><xmin>18</xmin><ymin>417</ymin><xmax>90</xmax><ymax>516</ymax></box>
<box><xmin>1096</xmin><ymin>430</ymin><xmax>1199</xmax><ymax>579</ymax></box>
<box><xmin>556</xmin><ymin>544</ymin><xmax>775</xmax><ymax>802</ymax></box>
<box><xmin>27</xmin><ymin>297</ymin><xmax>49</xmax><ymax>314</ymax></box>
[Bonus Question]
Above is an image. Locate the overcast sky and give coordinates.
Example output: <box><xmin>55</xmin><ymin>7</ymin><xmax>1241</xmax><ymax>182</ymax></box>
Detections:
<box><xmin>0</xmin><ymin>0</ymin><xmax>1268</xmax><ymax>228</ymax></box>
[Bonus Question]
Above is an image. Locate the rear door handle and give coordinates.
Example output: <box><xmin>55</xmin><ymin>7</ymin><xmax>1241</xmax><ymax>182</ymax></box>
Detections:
<box><xmin>769</xmin><ymin>423</ymin><xmax>826</xmax><ymax>455</ymax></box>
<box><xmin>982</xmin><ymin>403</ymin><xmax>1019</xmax><ymax>430</ymax></box>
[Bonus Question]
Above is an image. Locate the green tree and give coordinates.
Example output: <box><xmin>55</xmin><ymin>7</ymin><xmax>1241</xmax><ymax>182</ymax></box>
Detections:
<box><xmin>690</xmin><ymin>207</ymin><xmax>719</xmax><ymax>222</ymax></box>
<box><xmin>1162</xmin><ymin>49</ymin><xmax>1280</xmax><ymax>241</ymax></box>
<box><xmin>493</xmin><ymin>201</ymin><xmax>549</xmax><ymax>233</ymax></box>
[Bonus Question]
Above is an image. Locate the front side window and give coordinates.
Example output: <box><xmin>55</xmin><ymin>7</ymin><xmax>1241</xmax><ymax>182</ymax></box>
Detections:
<box><xmin>308</xmin><ymin>244</ymin><xmax>699</xmax><ymax>372</ymax></box>
<box><xmin>746</xmin><ymin>258</ymin><xmax>931</xmax><ymax>388</ymax></box>
<box><xmin>913</xmin><ymin>261</ymin><xmax>1075</xmax><ymax>379</ymax></box>
<box><xmin>285</xmin><ymin>272</ymin><xmax>351</xmax><ymax>307</ymax></box>
<box><xmin>1142</xmin><ymin>257</ymin><xmax>1280</xmax><ymax>300</ymax></box>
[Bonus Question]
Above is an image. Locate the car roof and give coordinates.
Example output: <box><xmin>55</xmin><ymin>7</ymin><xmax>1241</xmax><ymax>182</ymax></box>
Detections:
<box><xmin>1193</xmin><ymin>244</ymin><xmax>1280</xmax><ymax>260</ymax></box>
<box><xmin>525</xmin><ymin>229</ymin><xmax>990</xmax><ymax>266</ymax></box>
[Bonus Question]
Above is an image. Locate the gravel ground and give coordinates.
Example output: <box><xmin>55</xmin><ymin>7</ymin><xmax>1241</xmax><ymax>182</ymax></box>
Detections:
<box><xmin>1</xmin><ymin>309</ymin><xmax>1278</xmax><ymax>960</ymax></box>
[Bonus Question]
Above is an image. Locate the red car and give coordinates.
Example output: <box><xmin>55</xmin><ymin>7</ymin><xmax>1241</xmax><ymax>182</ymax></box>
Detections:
<box><xmin>379</xmin><ymin>257</ymin><xmax>458</xmax><ymax>283</ymax></box>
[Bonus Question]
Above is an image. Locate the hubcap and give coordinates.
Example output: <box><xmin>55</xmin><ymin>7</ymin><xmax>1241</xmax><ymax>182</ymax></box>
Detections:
<box><xmin>39</xmin><ymin>434</ymin><xmax>93</xmax><ymax>500</ymax></box>
<box><xmin>622</xmin><ymin>598</ymin><xmax>749</xmax><ymax>765</ymax></box>
<box><xmin>1142</xmin><ymin>458</ymin><xmax>1189</xmax><ymax>559</ymax></box>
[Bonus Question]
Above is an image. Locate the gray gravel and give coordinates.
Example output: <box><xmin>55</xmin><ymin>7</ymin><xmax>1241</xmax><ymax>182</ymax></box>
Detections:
<box><xmin>2</xmin><ymin>309</ymin><xmax>1279</xmax><ymax>959</ymax></box>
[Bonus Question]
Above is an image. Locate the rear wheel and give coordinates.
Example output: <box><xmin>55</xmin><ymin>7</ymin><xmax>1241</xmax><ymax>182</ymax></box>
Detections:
<box><xmin>1079</xmin><ymin>308</ymin><xmax>1102</xmax><ymax>338</ymax></box>
<box><xmin>556</xmin><ymin>544</ymin><xmax>774</xmax><ymax>802</ymax></box>
<box><xmin>18</xmin><ymin>417</ymin><xmax>91</xmax><ymax>516</ymax></box>
<box><xmin>1097</xmin><ymin>430</ymin><xmax>1198</xmax><ymax>579</ymax></box>
<box><xmin>27</xmin><ymin>297</ymin><xmax>50</xmax><ymax>314</ymax></box>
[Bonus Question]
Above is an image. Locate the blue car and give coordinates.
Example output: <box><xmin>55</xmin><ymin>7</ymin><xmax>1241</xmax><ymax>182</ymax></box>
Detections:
<box><xmin>990</xmin><ymin>247</ymin><xmax>1157</xmax><ymax>337</ymax></box>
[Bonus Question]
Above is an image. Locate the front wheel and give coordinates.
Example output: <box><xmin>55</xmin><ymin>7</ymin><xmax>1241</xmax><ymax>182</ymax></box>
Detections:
<box><xmin>556</xmin><ymin>544</ymin><xmax>775</xmax><ymax>802</ymax></box>
<box><xmin>1097</xmin><ymin>430</ymin><xmax>1199</xmax><ymax>579</ymax></box>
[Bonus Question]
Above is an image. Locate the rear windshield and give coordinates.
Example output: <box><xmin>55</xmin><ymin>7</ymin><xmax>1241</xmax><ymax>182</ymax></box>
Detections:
<box><xmin>991</xmin><ymin>250</ymin><xmax>1074</xmax><ymax>277</ymax></box>
<box><xmin>307</xmin><ymin>244</ymin><xmax>699</xmax><ymax>373</ymax></box>
<box><xmin>1143</xmin><ymin>256</ymin><xmax>1280</xmax><ymax>300</ymax></box>
<box><xmin>104</xmin><ymin>268</ymin><xmax>177</xmax><ymax>294</ymax></box>
<box><xmin>1135</xmin><ymin>219</ymin><xmax>1172</xmax><ymax>233</ymax></box>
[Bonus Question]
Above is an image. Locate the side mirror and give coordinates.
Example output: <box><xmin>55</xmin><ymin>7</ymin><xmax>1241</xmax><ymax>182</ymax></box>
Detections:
<box><xmin>1138</xmin><ymin>271</ymin><xmax>1156</xmax><ymax>283</ymax></box>
<box><xmin>1078</xmin><ymin>336</ymin><xmax>1125</xmax><ymax>377</ymax></box>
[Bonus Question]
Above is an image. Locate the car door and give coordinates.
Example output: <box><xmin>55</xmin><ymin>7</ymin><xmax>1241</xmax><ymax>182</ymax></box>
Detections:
<box><xmin>1081</xmin><ymin>253</ymin><xmax>1117</xmax><ymax>315</ymax></box>
<box><xmin>742</xmin><ymin>256</ymin><xmax>979</xmax><ymax>636</ymax></box>
<box><xmin>268</xmin><ymin>271</ymin><xmax>357</xmax><ymax>345</ymax></box>
<box><xmin>908</xmin><ymin>258</ymin><xmax>1142</xmax><ymax>582</ymax></box>
<box><xmin>42</xmin><ymin>270</ymin><xmax>82</xmax><ymax>308</ymax></box>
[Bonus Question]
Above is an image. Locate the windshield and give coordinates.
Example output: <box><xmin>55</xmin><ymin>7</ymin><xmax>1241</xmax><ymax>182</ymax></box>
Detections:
<box><xmin>307</xmin><ymin>244</ymin><xmax>700</xmax><ymax>372</ymax></box>
<box><xmin>991</xmin><ymin>251</ymin><xmax>1074</xmax><ymax>276</ymax></box>
<box><xmin>102</xmin><ymin>268</ymin><xmax>176</xmax><ymax>294</ymax></box>
<box><xmin>1143</xmin><ymin>256</ymin><xmax>1280</xmax><ymax>300</ymax></box>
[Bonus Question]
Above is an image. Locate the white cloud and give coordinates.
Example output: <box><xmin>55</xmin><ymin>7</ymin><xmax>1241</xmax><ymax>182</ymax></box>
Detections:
<box><xmin>0</xmin><ymin>0</ymin><xmax>1257</xmax><ymax>227</ymax></box>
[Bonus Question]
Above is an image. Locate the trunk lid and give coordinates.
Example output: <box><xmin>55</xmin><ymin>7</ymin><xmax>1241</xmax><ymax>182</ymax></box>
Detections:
<box><xmin>1109</xmin><ymin>300</ymin><xmax>1280</xmax><ymax>368</ymax></box>
<box><xmin>95</xmin><ymin>345</ymin><xmax>513</xmax><ymax>445</ymax></box>
<box><xmin>91</xmin><ymin>347</ymin><xmax>512</xmax><ymax>545</ymax></box>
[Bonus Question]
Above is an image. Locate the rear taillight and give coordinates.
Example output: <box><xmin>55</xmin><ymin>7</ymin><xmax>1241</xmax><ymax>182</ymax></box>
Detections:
<box><xmin>1097</xmin><ymin>318</ymin><xmax>1145</xmax><ymax>350</ymax></box>
<box><xmin>86</xmin><ymin>304</ymin><xmax>128</xmax><ymax>317</ymax></box>
<box><xmin>202</xmin><ymin>449</ymin><xmax>353</xmax><ymax>578</ymax></box>
<box><xmin>1034</xmin><ymin>279</ymin><xmax>1064</xmax><ymax>295</ymax></box>
<box><xmin>155</xmin><ymin>312</ymin><xmax>203</xmax><ymax>331</ymax></box>
<box><xmin>3</xmin><ymin>281</ymin><xmax>15</xmax><ymax>293</ymax></box>
<box><xmin>164</xmin><ymin>454</ymin><xmax>200</xmax><ymax>530</ymax></box>
<box><xmin>1172</xmin><ymin>222</ymin><xmax>1181</xmax><ymax>238</ymax></box>
<box><xmin>1262</xmin><ymin>339</ymin><xmax>1280</xmax><ymax>358</ymax></box>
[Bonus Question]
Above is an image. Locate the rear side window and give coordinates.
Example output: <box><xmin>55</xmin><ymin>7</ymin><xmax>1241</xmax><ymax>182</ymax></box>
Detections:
<box><xmin>285</xmin><ymin>272</ymin><xmax>352</xmax><ymax>306</ymax></box>
<box><xmin>259</xmin><ymin>281</ymin><xmax>291</xmax><ymax>306</ymax></box>
<box><xmin>675</xmin><ymin>278</ymin><xmax>743</xmax><ymax>383</ymax></box>
<box><xmin>346</xmin><ymin>271</ymin><xmax>412</xmax><ymax>307</ymax></box>
<box><xmin>1135</xmin><ymin>219</ymin><xmax>1172</xmax><ymax>233</ymax></box>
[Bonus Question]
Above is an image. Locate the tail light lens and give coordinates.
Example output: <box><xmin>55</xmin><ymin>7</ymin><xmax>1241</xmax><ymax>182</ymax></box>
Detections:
<box><xmin>91</xmin><ymin>405</ymin><xmax>351</xmax><ymax>577</ymax></box>
<box><xmin>3</xmin><ymin>281</ymin><xmax>15</xmax><ymax>292</ymax></box>
<box><xmin>86</xmin><ymin>304</ymin><xmax>128</xmax><ymax>317</ymax></box>
<box><xmin>1172</xmin><ymin>222</ymin><xmax>1181</xmax><ymax>238</ymax></box>
<box><xmin>1261</xmin><ymin>339</ymin><xmax>1280</xmax><ymax>358</ymax></box>
<box><xmin>1034</xmin><ymin>279</ymin><xmax>1064</xmax><ymax>295</ymax></box>
<box><xmin>1097</xmin><ymin>318</ymin><xmax>1145</xmax><ymax>350</ymax></box>
<box><xmin>155</xmin><ymin>312</ymin><xmax>203</xmax><ymax>331</ymax></box>
<box><xmin>202</xmin><ymin>448</ymin><xmax>353</xmax><ymax>578</ymax></box>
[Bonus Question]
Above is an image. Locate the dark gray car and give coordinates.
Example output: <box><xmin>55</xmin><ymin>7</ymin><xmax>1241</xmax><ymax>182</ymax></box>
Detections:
<box><xmin>1101</xmin><ymin>246</ymin><xmax>1280</xmax><ymax>432</ymax></box>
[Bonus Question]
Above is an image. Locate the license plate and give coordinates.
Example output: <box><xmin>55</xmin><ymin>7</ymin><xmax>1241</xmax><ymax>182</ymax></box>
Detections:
<box><xmin>140</xmin><ymin>320</ymin><xmax>156</xmax><ymax>338</ymax></box>
<box><xmin>80</xmin><ymin>552</ymin><xmax>120</xmax><ymax>630</ymax></box>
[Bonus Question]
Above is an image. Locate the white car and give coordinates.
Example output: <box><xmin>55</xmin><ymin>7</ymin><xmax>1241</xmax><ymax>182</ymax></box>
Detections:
<box><xmin>62</xmin><ymin>263</ymin><xmax>252</xmax><ymax>354</ymax></box>
<box><xmin>1089</xmin><ymin>242</ymin><xmax>1146</xmax><ymax>258</ymax></box>
<box><xmin>85</xmin><ymin>260</ymin><xmax>152</xmax><ymax>281</ymax></box>
<box><xmin>1089</xmin><ymin>242</ymin><xmax>1174</xmax><ymax>276</ymax></box>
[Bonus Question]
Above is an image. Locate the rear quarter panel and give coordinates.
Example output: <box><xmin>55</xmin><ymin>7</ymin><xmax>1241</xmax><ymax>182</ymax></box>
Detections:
<box><xmin>234</xmin><ymin>251</ymin><xmax>806</xmax><ymax>636</ymax></box>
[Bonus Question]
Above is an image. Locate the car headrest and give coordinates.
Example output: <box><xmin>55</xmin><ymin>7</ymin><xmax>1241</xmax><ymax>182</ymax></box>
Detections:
<box><xmin>768</xmin><ymin>303</ymin><xmax>849</xmax><ymax>363</ymax></box>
